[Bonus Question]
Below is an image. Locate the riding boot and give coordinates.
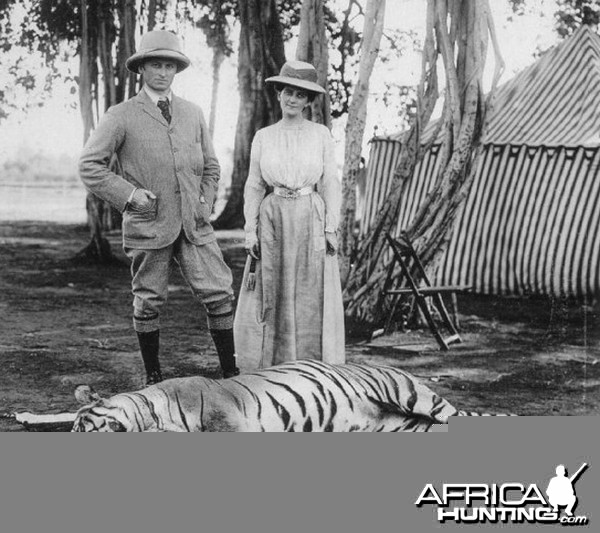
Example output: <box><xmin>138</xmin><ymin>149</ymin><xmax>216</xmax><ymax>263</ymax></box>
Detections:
<box><xmin>136</xmin><ymin>330</ymin><xmax>163</xmax><ymax>385</ymax></box>
<box><xmin>209</xmin><ymin>328</ymin><xmax>240</xmax><ymax>378</ymax></box>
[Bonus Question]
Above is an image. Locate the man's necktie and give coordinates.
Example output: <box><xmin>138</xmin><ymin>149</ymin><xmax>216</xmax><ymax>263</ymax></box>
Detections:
<box><xmin>157</xmin><ymin>98</ymin><xmax>171</xmax><ymax>124</ymax></box>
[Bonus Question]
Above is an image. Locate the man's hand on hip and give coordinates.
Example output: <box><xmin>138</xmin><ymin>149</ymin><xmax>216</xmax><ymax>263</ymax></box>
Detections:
<box><xmin>129</xmin><ymin>189</ymin><xmax>157</xmax><ymax>211</ymax></box>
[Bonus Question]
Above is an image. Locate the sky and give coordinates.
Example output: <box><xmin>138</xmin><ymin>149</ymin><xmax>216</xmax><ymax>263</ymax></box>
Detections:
<box><xmin>0</xmin><ymin>0</ymin><xmax>560</xmax><ymax>172</ymax></box>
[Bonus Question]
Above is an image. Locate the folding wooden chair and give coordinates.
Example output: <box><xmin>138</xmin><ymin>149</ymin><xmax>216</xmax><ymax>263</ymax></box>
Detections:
<box><xmin>384</xmin><ymin>232</ymin><xmax>471</xmax><ymax>350</ymax></box>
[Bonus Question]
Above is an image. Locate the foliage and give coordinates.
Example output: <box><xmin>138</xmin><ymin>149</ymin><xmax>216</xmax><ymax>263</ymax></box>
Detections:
<box><xmin>326</xmin><ymin>2</ymin><xmax>419</xmax><ymax>120</ymax></box>
<box><xmin>0</xmin><ymin>0</ymin><xmax>78</xmax><ymax>120</ymax></box>
<box><xmin>325</xmin><ymin>0</ymin><xmax>361</xmax><ymax>118</ymax></box>
<box><xmin>507</xmin><ymin>0</ymin><xmax>600</xmax><ymax>37</ymax></box>
<box><xmin>0</xmin><ymin>0</ymin><xmax>373</xmax><ymax>123</ymax></box>
<box><xmin>507</xmin><ymin>0</ymin><xmax>527</xmax><ymax>17</ymax></box>
<box><xmin>194</xmin><ymin>1</ymin><xmax>235</xmax><ymax>58</ymax></box>
<box><xmin>192</xmin><ymin>0</ymin><xmax>364</xmax><ymax>119</ymax></box>
<box><xmin>278</xmin><ymin>0</ymin><xmax>302</xmax><ymax>39</ymax></box>
<box><xmin>374</xmin><ymin>28</ymin><xmax>420</xmax><ymax>132</ymax></box>
<box><xmin>555</xmin><ymin>0</ymin><xmax>600</xmax><ymax>37</ymax></box>
<box><xmin>173</xmin><ymin>0</ymin><xmax>301</xmax><ymax>55</ymax></box>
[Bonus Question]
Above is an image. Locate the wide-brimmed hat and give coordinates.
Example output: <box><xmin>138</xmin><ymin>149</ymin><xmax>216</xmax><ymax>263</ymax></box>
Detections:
<box><xmin>265</xmin><ymin>60</ymin><xmax>326</xmax><ymax>94</ymax></box>
<box><xmin>126</xmin><ymin>30</ymin><xmax>191</xmax><ymax>73</ymax></box>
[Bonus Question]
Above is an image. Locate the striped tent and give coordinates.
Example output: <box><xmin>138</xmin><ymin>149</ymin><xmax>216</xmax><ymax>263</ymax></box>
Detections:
<box><xmin>361</xmin><ymin>25</ymin><xmax>600</xmax><ymax>298</ymax></box>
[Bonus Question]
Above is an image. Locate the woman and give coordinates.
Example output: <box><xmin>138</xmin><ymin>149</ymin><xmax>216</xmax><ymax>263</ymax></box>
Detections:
<box><xmin>234</xmin><ymin>60</ymin><xmax>345</xmax><ymax>371</ymax></box>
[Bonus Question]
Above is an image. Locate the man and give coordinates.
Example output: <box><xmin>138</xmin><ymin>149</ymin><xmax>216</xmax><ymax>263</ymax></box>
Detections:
<box><xmin>546</xmin><ymin>464</ymin><xmax>577</xmax><ymax>517</ymax></box>
<box><xmin>79</xmin><ymin>30</ymin><xmax>239</xmax><ymax>385</ymax></box>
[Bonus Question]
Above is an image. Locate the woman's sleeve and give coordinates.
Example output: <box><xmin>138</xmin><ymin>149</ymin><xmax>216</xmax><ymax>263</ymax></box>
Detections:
<box><xmin>317</xmin><ymin>127</ymin><xmax>342</xmax><ymax>233</ymax></box>
<box><xmin>243</xmin><ymin>131</ymin><xmax>267</xmax><ymax>242</ymax></box>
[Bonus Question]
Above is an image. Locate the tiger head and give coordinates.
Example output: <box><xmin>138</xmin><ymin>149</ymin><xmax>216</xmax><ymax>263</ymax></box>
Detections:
<box><xmin>71</xmin><ymin>385</ymin><xmax>133</xmax><ymax>432</ymax></box>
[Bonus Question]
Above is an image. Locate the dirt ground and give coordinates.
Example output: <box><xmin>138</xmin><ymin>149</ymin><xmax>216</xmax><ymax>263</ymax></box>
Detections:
<box><xmin>1</xmin><ymin>221</ymin><xmax>599</xmax><ymax>431</ymax></box>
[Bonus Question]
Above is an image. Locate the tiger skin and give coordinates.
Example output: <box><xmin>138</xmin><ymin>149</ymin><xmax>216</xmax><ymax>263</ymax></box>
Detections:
<box><xmin>72</xmin><ymin>360</ymin><xmax>510</xmax><ymax>432</ymax></box>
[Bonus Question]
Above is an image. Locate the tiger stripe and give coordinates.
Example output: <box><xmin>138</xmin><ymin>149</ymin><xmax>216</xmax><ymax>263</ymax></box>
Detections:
<box><xmin>72</xmin><ymin>361</ymin><xmax>513</xmax><ymax>433</ymax></box>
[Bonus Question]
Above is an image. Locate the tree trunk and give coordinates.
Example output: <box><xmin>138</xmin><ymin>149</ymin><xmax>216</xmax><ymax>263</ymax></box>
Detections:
<box><xmin>209</xmin><ymin>47</ymin><xmax>225</xmax><ymax>139</ymax></box>
<box><xmin>200</xmin><ymin>0</ymin><xmax>231</xmax><ymax>140</ymax></box>
<box><xmin>212</xmin><ymin>0</ymin><xmax>286</xmax><ymax>230</ymax></box>
<box><xmin>344</xmin><ymin>0</ymin><xmax>504</xmax><ymax>327</ymax></box>
<box><xmin>405</xmin><ymin>0</ymin><xmax>504</xmax><ymax>268</ymax></box>
<box><xmin>116</xmin><ymin>0</ymin><xmax>137</xmax><ymax>102</ymax></box>
<box><xmin>343</xmin><ymin>0</ymin><xmax>439</xmax><ymax>323</ymax></box>
<box><xmin>76</xmin><ymin>0</ymin><xmax>140</xmax><ymax>264</ymax></box>
<box><xmin>93</xmin><ymin>0</ymin><xmax>121</xmax><ymax>233</ymax></box>
<box><xmin>75</xmin><ymin>1</ymin><xmax>114</xmax><ymax>264</ymax></box>
<box><xmin>97</xmin><ymin>3</ymin><xmax>117</xmax><ymax>113</ymax></box>
<box><xmin>338</xmin><ymin>0</ymin><xmax>385</xmax><ymax>283</ymax></box>
<box><xmin>147</xmin><ymin>0</ymin><xmax>159</xmax><ymax>31</ymax></box>
<box><xmin>296</xmin><ymin>0</ymin><xmax>331</xmax><ymax>128</ymax></box>
<box><xmin>78</xmin><ymin>0</ymin><xmax>95</xmax><ymax>145</ymax></box>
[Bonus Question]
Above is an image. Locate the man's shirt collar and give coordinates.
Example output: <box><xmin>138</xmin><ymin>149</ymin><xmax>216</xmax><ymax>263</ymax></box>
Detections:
<box><xmin>143</xmin><ymin>85</ymin><xmax>173</xmax><ymax>105</ymax></box>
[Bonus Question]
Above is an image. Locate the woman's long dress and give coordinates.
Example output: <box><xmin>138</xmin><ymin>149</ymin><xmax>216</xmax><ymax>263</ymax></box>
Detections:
<box><xmin>234</xmin><ymin>120</ymin><xmax>345</xmax><ymax>371</ymax></box>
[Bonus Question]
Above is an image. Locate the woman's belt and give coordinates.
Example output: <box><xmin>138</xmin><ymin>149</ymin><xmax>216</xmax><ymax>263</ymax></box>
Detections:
<box><xmin>273</xmin><ymin>186</ymin><xmax>315</xmax><ymax>199</ymax></box>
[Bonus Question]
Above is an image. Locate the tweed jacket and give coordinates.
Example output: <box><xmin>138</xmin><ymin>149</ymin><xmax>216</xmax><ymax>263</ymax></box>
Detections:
<box><xmin>79</xmin><ymin>90</ymin><xmax>219</xmax><ymax>249</ymax></box>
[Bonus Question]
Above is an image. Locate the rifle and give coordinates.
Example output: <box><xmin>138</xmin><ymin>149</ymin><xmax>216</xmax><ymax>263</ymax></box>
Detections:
<box><xmin>569</xmin><ymin>463</ymin><xmax>588</xmax><ymax>483</ymax></box>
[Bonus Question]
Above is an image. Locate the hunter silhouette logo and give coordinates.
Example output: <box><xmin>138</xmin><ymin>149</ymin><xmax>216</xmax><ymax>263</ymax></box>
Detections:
<box><xmin>415</xmin><ymin>462</ymin><xmax>589</xmax><ymax>525</ymax></box>
<box><xmin>546</xmin><ymin>463</ymin><xmax>587</xmax><ymax>517</ymax></box>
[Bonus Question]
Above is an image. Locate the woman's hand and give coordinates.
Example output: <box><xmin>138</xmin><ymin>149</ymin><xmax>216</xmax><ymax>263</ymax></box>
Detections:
<box><xmin>325</xmin><ymin>231</ymin><xmax>338</xmax><ymax>255</ymax></box>
<box><xmin>245</xmin><ymin>233</ymin><xmax>261</xmax><ymax>260</ymax></box>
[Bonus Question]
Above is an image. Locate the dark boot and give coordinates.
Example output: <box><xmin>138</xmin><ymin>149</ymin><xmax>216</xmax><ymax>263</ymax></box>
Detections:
<box><xmin>223</xmin><ymin>368</ymin><xmax>241</xmax><ymax>379</ymax></box>
<box><xmin>136</xmin><ymin>330</ymin><xmax>163</xmax><ymax>385</ymax></box>
<box><xmin>210</xmin><ymin>328</ymin><xmax>239</xmax><ymax>378</ymax></box>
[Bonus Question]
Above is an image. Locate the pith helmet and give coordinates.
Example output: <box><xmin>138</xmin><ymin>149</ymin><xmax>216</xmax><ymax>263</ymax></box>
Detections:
<box><xmin>126</xmin><ymin>30</ymin><xmax>191</xmax><ymax>73</ymax></box>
